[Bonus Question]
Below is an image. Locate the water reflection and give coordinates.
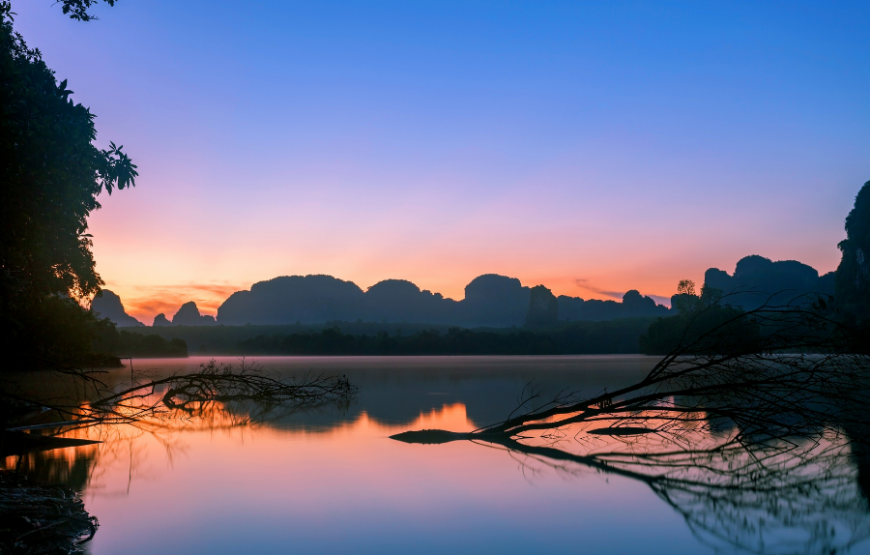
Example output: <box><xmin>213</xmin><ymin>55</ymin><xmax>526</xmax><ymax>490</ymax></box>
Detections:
<box><xmin>5</xmin><ymin>356</ymin><xmax>870</xmax><ymax>555</ymax></box>
<box><xmin>461</xmin><ymin>425</ymin><xmax>870</xmax><ymax>554</ymax></box>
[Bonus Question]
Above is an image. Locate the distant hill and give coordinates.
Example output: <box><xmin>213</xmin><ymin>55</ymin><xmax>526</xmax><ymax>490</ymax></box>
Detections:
<box><xmin>559</xmin><ymin>290</ymin><xmax>669</xmax><ymax>321</ymax></box>
<box><xmin>91</xmin><ymin>290</ymin><xmax>144</xmax><ymax>327</ymax></box>
<box><xmin>215</xmin><ymin>273</ymin><xmax>668</xmax><ymax>327</ymax></box>
<box><xmin>151</xmin><ymin>301</ymin><xmax>217</xmax><ymax>326</ymax></box>
<box><xmin>89</xmin><ymin>256</ymin><xmax>840</xmax><ymax>330</ymax></box>
<box><xmin>171</xmin><ymin>301</ymin><xmax>217</xmax><ymax>326</ymax></box>
<box><xmin>92</xmin><ymin>291</ymin><xmax>219</xmax><ymax>328</ymax></box>
<box><xmin>685</xmin><ymin>255</ymin><xmax>836</xmax><ymax>311</ymax></box>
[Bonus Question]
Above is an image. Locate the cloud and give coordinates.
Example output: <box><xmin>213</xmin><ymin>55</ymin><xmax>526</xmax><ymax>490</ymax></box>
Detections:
<box><xmin>573</xmin><ymin>279</ymin><xmax>671</xmax><ymax>306</ymax></box>
<box><xmin>573</xmin><ymin>279</ymin><xmax>624</xmax><ymax>300</ymax></box>
<box><xmin>119</xmin><ymin>282</ymin><xmax>247</xmax><ymax>322</ymax></box>
<box><xmin>127</xmin><ymin>298</ymin><xmax>184</xmax><ymax>317</ymax></box>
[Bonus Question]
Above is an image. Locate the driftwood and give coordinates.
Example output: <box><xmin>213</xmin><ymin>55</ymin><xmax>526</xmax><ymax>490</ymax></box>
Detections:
<box><xmin>395</xmin><ymin>297</ymin><xmax>870</xmax><ymax>444</ymax></box>
<box><xmin>3</xmin><ymin>359</ymin><xmax>357</xmax><ymax>434</ymax></box>
<box><xmin>1</xmin><ymin>359</ymin><xmax>357</xmax><ymax>553</ymax></box>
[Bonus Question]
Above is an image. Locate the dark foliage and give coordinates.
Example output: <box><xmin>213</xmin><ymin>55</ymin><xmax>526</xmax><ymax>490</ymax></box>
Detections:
<box><xmin>54</xmin><ymin>0</ymin><xmax>118</xmax><ymax>22</ymax></box>
<box><xmin>640</xmin><ymin>304</ymin><xmax>751</xmax><ymax>355</ymax></box>
<box><xmin>230</xmin><ymin>319</ymin><xmax>654</xmax><ymax>355</ymax></box>
<box><xmin>0</xmin><ymin>2</ymin><xmax>135</xmax><ymax>364</ymax></box>
<box><xmin>6</xmin><ymin>296</ymin><xmax>121</xmax><ymax>366</ymax></box>
<box><xmin>836</xmin><ymin>180</ymin><xmax>870</xmax><ymax>323</ymax></box>
<box><xmin>116</xmin><ymin>331</ymin><xmax>187</xmax><ymax>358</ymax></box>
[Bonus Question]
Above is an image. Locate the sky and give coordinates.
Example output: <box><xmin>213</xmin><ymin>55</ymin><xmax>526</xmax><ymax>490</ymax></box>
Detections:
<box><xmin>13</xmin><ymin>0</ymin><xmax>870</xmax><ymax>323</ymax></box>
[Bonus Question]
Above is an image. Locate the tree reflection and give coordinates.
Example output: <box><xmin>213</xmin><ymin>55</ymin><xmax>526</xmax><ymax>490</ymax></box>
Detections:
<box><xmin>393</xmin><ymin>301</ymin><xmax>870</xmax><ymax>554</ymax></box>
<box><xmin>4</xmin><ymin>359</ymin><xmax>357</xmax><ymax>500</ymax></box>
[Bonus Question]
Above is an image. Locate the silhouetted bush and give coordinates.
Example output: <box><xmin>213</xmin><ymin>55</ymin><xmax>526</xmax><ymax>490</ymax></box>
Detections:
<box><xmin>229</xmin><ymin>318</ymin><xmax>654</xmax><ymax>355</ymax></box>
<box><xmin>640</xmin><ymin>305</ymin><xmax>754</xmax><ymax>355</ymax></box>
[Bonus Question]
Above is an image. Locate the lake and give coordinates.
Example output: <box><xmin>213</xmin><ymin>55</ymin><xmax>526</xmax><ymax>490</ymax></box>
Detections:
<box><xmin>6</xmin><ymin>355</ymin><xmax>870</xmax><ymax>555</ymax></box>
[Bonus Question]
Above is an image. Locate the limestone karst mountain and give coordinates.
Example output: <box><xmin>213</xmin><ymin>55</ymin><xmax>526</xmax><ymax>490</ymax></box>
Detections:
<box><xmin>558</xmin><ymin>290</ymin><xmax>669</xmax><ymax>321</ymax></box>
<box><xmin>152</xmin><ymin>302</ymin><xmax>217</xmax><ymax>326</ymax></box>
<box><xmin>698</xmin><ymin>255</ymin><xmax>836</xmax><ymax>310</ymax></box>
<box><xmin>525</xmin><ymin>285</ymin><xmax>559</xmax><ymax>328</ymax></box>
<box><xmin>90</xmin><ymin>290</ymin><xmax>144</xmax><ymax>327</ymax></box>
<box><xmin>92</xmin><ymin>256</ymin><xmax>837</xmax><ymax>330</ymax></box>
<box><xmin>152</xmin><ymin>313</ymin><xmax>172</xmax><ymax>326</ymax></box>
<box><xmin>171</xmin><ymin>301</ymin><xmax>217</xmax><ymax>326</ymax></box>
<box><xmin>214</xmin><ymin>273</ymin><xmax>667</xmax><ymax>327</ymax></box>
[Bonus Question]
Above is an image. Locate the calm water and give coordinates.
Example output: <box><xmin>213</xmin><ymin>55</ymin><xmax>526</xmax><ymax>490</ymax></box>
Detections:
<box><xmin>7</xmin><ymin>355</ymin><xmax>870</xmax><ymax>555</ymax></box>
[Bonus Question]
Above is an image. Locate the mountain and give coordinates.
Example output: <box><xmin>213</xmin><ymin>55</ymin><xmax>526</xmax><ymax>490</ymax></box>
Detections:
<box><xmin>363</xmin><ymin>279</ymin><xmax>460</xmax><ymax>325</ymax></box>
<box><xmin>700</xmin><ymin>255</ymin><xmax>835</xmax><ymax>310</ymax></box>
<box><xmin>461</xmin><ymin>274</ymin><xmax>530</xmax><ymax>327</ymax></box>
<box><xmin>90</xmin><ymin>290</ymin><xmax>144</xmax><ymax>327</ymax></box>
<box><xmin>171</xmin><ymin>301</ymin><xmax>217</xmax><ymax>326</ymax></box>
<box><xmin>525</xmin><ymin>285</ymin><xmax>559</xmax><ymax>328</ymax></box>
<box><xmin>153</xmin><ymin>313</ymin><xmax>172</xmax><ymax>326</ymax></box>
<box><xmin>558</xmin><ymin>290</ymin><xmax>669</xmax><ymax>322</ymax></box>
<box><xmin>214</xmin><ymin>273</ymin><xmax>665</xmax><ymax>327</ymax></box>
<box><xmin>219</xmin><ymin>275</ymin><xmax>367</xmax><ymax>325</ymax></box>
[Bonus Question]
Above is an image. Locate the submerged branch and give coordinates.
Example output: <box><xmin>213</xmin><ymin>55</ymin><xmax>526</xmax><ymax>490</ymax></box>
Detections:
<box><xmin>3</xmin><ymin>359</ymin><xmax>357</xmax><ymax>435</ymax></box>
<box><xmin>390</xmin><ymin>299</ymin><xmax>870</xmax><ymax>554</ymax></box>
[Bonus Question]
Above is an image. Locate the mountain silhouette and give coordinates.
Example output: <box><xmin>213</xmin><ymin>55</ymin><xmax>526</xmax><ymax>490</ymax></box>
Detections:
<box><xmin>363</xmin><ymin>279</ymin><xmax>459</xmax><ymax>324</ymax></box>
<box><xmin>558</xmin><ymin>290</ymin><xmax>669</xmax><ymax>321</ymax></box>
<box><xmin>219</xmin><ymin>275</ymin><xmax>366</xmax><ymax>325</ymax></box>
<box><xmin>701</xmin><ymin>255</ymin><xmax>835</xmax><ymax>310</ymax></box>
<box><xmin>214</xmin><ymin>273</ymin><xmax>666</xmax><ymax>327</ymax></box>
<box><xmin>90</xmin><ymin>290</ymin><xmax>144</xmax><ymax>327</ymax></box>
<box><xmin>525</xmin><ymin>285</ymin><xmax>559</xmax><ymax>328</ymax></box>
<box><xmin>172</xmin><ymin>301</ymin><xmax>217</xmax><ymax>326</ymax></box>
<box><xmin>461</xmin><ymin>274</ymin><xmax>530</xmax><ymax>327</ymax></box>
<box><xmin>153</xmin><ymin>313</ymin><xmax>172</xmax><ymax>326</ymax></box>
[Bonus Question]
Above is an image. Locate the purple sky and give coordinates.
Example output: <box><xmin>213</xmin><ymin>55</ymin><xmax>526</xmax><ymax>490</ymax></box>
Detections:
<box><xmin>13</xmin><ymin>1</ymin><xmax>869</xmax><ymax>322</ymax></box>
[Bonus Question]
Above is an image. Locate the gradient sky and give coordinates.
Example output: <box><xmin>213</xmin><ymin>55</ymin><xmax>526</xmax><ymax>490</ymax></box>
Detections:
<box><xmin>13</xmin><ymin>1</ymin><xmax>870</xmax><ymax>323</ymax></box>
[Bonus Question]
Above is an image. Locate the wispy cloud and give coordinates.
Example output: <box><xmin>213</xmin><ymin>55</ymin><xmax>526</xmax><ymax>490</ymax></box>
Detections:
<box><xmin>573</xmin><ymin>278</ymin><xmax>624</xmax><ymax>300</ymax></box>
<box><xmin>574</xmin><ymin>279</ymin><xmax>672</xmax><ymax>306</ymax></box>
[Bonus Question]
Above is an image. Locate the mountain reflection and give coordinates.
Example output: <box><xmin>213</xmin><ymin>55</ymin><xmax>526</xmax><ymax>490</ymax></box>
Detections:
<box><xmin>5</xmin><ymin>401</ymin><xmax>478</xmax><ymax>499</ymax></box>
<box><xmin>12</xmin><ymin>400</ymin><xmax>870</xmax><ymax>554</ymax></box>
<box><xmin>7</xmin><ymin>356</ymin><xmax>870</xmax><ymax>555</ymax></box>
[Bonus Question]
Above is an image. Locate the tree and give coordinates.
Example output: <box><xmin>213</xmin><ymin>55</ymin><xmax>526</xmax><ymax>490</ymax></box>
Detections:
<box><xmin>0</xmin><ymin>1</ymin><xmax>135</xmax><ymax>363</ymax></box>
<box><xmin>836</xmin><ymin>180</ymin><xmax>870</xmax><ymax>323</ymax></box>
<box><xmin>676</xmin><ymin>279</ymin><xmax>695</xmax><ymax>296</ymax></box>
<box><xmin>55</xmin><ymin>0</ymin><xmax>118</xmax><ymax>21</ymax></box>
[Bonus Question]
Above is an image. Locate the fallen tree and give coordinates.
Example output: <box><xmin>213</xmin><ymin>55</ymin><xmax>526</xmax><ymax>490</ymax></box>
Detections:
<box><xmin>3</xmin><ymin>359</ymin><xmax>356</xmax><ymax>436</ymax></box>
<box><xmin>392</xmin><ymin>297</ymin><xmax>870</xmax><ymax>554</ymax></box>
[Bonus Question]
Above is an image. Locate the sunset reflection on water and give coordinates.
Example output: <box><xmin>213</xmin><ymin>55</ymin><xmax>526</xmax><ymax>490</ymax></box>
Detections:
<box><xmin>7</xmin><ymin>356</ymin><xmax>870</xmax><ymax>555</ymax></box>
